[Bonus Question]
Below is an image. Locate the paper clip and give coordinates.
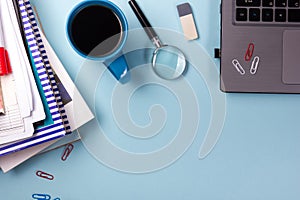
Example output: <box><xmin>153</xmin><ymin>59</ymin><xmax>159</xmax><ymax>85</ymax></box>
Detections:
<box><xmin>32</xmin><ymin>193</ymin><xmax>51</xmax><ymax>200</ymax></box>
<box><xmin>61</xmin><ymin>143</ymin><xmax>74</xmax><ymax>161</ymax></box>
<box><xmin>53</xmin><ymin>198</ymin><xmax>61</xmax><ymax>200</ymax></box>
<box><xmin>36</xmin><ymin>170</ymin><xmax>54</xmax><ymax>180</ymax></box>
<box><xmin>232</xmin><ymin>59</ymin><xmax>245</xmax><ymax>75</ymax></box>
<box><xmin>244</xmin><ymin>43</ymin><xmax>255</xmax><ymax>62</ymax></box>
<box><xmin>250</xmin><ymin>56</ymin><xmax>260</xmax><ymax>75</ymax></box>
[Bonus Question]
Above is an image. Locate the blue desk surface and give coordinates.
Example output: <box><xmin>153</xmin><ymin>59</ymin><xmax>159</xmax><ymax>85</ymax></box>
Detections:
<box><xmin>1</xmin><ymin>0</ymin><xmax>300</xmax><ymax>199</ymax></box>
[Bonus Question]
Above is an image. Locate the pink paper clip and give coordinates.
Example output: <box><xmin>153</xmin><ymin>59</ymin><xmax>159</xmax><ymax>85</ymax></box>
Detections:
<box><xmin>244</xmin><ymin>43</ymin><xmax>255</xmax><ymax>62</ymax></box>
<box><xmin>61</xmin><ymin>143</ymin><xmax>74</xmax><ymax>161</ymax></box>
<box><xmin>36</xmin><ymin>170</ymin><xmax>54</xmax><ymax>180</ymax></box>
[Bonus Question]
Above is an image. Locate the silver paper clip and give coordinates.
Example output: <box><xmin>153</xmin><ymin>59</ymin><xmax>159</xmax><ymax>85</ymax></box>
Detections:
<box><xmin>250</xmin><ymin>56</ymin><xmax>260</xmax><ymax>75</ymax></box>
<box><xmin>232</xmin><ymin>59</ymin><xmax>245</xmax><ymax>75</ymax></box>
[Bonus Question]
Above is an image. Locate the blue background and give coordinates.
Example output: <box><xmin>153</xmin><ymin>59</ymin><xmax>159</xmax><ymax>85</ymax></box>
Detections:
<box><xmin>1</xmin><ymin>0</ymin><xmax>300</xmax><ymax>199</ymax></box>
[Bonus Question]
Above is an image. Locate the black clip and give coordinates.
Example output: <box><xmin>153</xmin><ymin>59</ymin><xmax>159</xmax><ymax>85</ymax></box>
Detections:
<box><xmin>214</xmin><ymin>48</ymin><xmax>221</xmax><ymax>59</ymax></box>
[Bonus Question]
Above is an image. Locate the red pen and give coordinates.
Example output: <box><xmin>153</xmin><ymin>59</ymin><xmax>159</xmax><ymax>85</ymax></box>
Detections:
<box><xmin>0</xmin><ymin>15</ymin><xmax>12</xmax><ymax>76</ymax></box>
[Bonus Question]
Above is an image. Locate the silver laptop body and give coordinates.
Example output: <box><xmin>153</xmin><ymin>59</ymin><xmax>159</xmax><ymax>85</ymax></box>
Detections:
<box><xmin>221</xmin><ymin>0</ymin><xmax>300</xmax><ymax>93</ymax></box>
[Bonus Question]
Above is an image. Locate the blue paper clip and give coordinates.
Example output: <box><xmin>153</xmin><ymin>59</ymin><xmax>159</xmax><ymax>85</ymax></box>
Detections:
<box><xmin>32</xmin><ymin>193</ymin><xmax>51</xmax><ymax>200</ymax></box>
<box><xmin>53</xmin><ymin>198</ymin><xmax>61</xmax><ymax>200</ymax></box>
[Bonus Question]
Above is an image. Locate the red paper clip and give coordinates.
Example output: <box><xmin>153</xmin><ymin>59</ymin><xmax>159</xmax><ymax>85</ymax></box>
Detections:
<box><xmin>244</xmin><ymin>43</ymin><xmax>255</xmax><ymax>62</ymax></box>
<box><xmin>61</xmin><ymin>143</ymin><xmax>74</xmax><ymax>161</ymax></box>
<box><xmin>36</xmin><ymin>170</ymin><xmax>54</xmax><ymax>180</ymax></box>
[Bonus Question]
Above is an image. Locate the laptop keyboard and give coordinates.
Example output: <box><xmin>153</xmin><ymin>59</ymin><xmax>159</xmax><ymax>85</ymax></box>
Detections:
<box><xmin>235</xmin><ymin>0</ymin><xmax>300</xmax><ymax>23</ymax></box>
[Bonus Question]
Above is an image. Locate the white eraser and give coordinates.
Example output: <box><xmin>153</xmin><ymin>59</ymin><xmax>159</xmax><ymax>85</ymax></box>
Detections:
<box><xmin>177</xmin><ymin>3</ymin><xmax>198</xmax><ymax>40</ymax></box>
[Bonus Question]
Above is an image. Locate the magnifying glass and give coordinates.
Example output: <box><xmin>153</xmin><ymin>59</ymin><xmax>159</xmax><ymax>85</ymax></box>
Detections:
<box><xmin>129</xmin><ymin>0</ymin><xmax>186</xmax><ymax>80</ymax></box>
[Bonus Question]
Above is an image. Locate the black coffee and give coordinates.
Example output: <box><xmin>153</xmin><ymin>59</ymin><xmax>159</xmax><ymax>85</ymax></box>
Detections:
<box><xmin>70</xmin><ymin>5</ymin><xmax>122</xmax><ymax>57</ymax></box>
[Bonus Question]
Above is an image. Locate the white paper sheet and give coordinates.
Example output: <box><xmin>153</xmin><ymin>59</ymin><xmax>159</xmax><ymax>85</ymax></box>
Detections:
<box><xmin>0</xmin><ymin>139</ymin><xmax>59</xmax><ymax>173</ymax></box>
<box><xmin>7</xmin><ymin>0</ymin><xmax>45</xmax><ymax>123</ymax></box>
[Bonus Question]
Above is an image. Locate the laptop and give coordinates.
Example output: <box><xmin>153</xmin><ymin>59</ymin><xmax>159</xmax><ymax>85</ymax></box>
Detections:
<box><xmin>221</xmin><ymin>0</ymin><xmax>300</xmax><ymax>93</ymax></box>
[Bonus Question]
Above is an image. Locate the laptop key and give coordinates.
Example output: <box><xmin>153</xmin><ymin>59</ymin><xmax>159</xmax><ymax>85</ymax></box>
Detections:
<box><xmin>288</xmin><ymin>9</ymin><xmax>300</xmax><ymax>21</ymax></box>
<box><xmin>236</xmin><ymin>8</ymin><xmax>247</xmax><ymax>21</ymax></box>
<box><xmin>275</xmin><ymin>9</ymin><xmax>287</xmax><ymax>21</ymax></box>
<box><xmin>288</xmin><ymin>0</ymin><xmax>300</xmax><ymax>7</ymax></box>
<box><xmin>276</xmin><ymin>0</ymin><xmax>287</xmax><ymax>7</ymax></box>
<box><xmin>249</xmin><ymin>8</ymin><xmax>261</xmax><ymax>21</ymax></box>
<box><xmin>236</xmin><ymin>0</ymin><xmax>260</xmax><ymax>7</ymax></box>
<box><xmin>262</xmin><ymin>9</ymin><xmax>274</xmax><ymax>21</ymax></box>
<box><xmin>263</xmin><ymin>0</ymin><xmax>275</xmax><ymax>7</ymax></box>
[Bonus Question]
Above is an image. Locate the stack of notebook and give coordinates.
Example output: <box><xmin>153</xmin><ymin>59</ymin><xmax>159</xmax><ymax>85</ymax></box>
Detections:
<box><xmin>0</xmin><ymin>0</ymin><xmax>93</xmax><ymax>172</ymax></box>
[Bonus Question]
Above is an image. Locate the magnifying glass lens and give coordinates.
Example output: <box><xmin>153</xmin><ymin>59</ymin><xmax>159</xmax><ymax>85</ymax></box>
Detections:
<box><xmin>152</xmin><ymin>46</ymin><xmax>186</xmax><ymax>80</ymax></box>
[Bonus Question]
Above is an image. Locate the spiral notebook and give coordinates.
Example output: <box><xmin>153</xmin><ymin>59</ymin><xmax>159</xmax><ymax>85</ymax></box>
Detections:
<box><xmin>0</xmin><ymin>0</ymin><xmax>70</xmax><ymax>156</ymax></box>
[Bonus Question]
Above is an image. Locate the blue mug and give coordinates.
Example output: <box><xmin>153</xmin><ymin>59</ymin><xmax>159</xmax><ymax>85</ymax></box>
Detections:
<box><xmin>67</xmin><ymin>0</ymin><xmax>129</xmax><ymax>81</ymax></box>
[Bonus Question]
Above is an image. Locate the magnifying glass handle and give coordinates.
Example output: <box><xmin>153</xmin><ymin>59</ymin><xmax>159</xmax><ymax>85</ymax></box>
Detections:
<box><xmin>128</xmin><ymin>0</ymin><xmax>163</xmax><ymax>48</ymax></box>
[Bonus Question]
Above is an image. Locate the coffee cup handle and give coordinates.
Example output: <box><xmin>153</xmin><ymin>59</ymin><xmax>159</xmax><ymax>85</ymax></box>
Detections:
<box><xmin>105</xmin><ymin>54</ymin><xmax>130</xmax><ymax>83</ymax></box>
